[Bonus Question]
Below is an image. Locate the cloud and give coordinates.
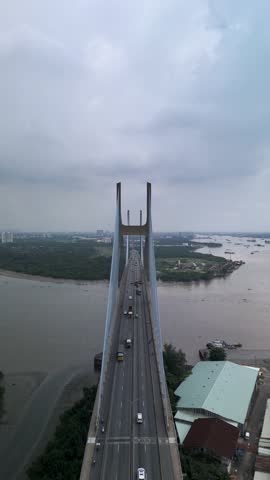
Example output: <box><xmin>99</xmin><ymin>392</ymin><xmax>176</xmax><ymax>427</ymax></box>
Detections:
<box><xmin>0</xmin><ymin>0</ymin><xmax>270</xmax><ymax>230</ymax></box>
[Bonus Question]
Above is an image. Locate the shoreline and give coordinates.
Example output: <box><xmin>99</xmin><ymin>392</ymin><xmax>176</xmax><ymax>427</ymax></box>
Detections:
<box><xmin>0</xmin><ymin>265</ymin><xmax>241</xmax><ymax>286</ymax></box>
<box><xmin>0</xmin><ymin>269</ymin><xmax>109</xmax><ymax>285</ymax></box>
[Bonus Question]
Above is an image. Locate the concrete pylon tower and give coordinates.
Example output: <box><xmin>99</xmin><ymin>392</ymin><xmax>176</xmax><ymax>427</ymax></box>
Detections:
<box><xmin>117</xmin><ymin>182</ymin><xmax>151</xmax><ymax>276</ymax></box>
<box><xmin>125</xmin><ymin>209</ymin><xmax>130</xmax><ymax>265</ymax></box>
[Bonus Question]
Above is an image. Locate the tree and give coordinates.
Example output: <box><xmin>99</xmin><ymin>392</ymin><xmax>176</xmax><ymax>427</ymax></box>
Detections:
<box><xmin>163</xmin><ymin>343</ymin><xmax>187</xmax><ymax>378</ymax></box>
<box><xmin>181</xmin><ymin>452</ymin><xmax>229</xmax><ymax>480</ymax></box>
<box><xmin>163</xmin><ymin>344</ymin><xmax>189</xmax><ymax>414</ymax></box>
<box><xmin>209</xmin><ymin>347</ymin><xmax>226</xmax><ymax>361</ymax></box>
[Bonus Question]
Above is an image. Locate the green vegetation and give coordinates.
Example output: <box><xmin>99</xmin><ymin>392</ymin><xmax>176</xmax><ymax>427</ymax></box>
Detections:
<box><xmin>0</xmin><ymin>371</ymin><xmax>5</xmax><ymax>420</ymax></box>
<box><xmin>0</xmin><ymin>239</ymin><xmax>241</xmax><ymax>283</ymax></box>
<box><xmin>0</xmin><ymin>240</ymin><xmax>112</xmax><ymax>280</ymax></box>
<box><xmin>209</xmin><ymin>347</ymin><xmax>227</xmax><ymax>361</ymax></box>
<box><xmin>155</xmin><ymin>246</ymin><xmax>226</xmax><ymax>261</ymax></box>
<box><xmin>163</xmin><ymin>343</ymin><xmax>189</xmax><ymax>415</ymax></box>
<box><xmin>191</xmin><ymin>241</ymin><xmax>223</xmax><ymax>248</ymax></box>
<box><xmin>180</xmin><ymin>452</ymin><xmax>229</xmax><ymax>480</ymax></box>
<box><xmin>27</xmin><ymin>385</ymin><xmax>97</xmax><ymax>480</ymax></box>
<box><xmin>155</xmin><ymin>245</ymin><xmax>240</xmax><ymax>282</ymax></box>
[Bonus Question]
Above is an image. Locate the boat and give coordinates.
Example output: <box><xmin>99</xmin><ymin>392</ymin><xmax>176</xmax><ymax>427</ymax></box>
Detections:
<box><xmin>206</xmin><ymin>339</ymin><xmax>224</xmax><ymax>349</ymax></box>
<box><xmin>206</xmin><ymin>340</ymin><xmax>241</xmax><ymax>350</ymax></box>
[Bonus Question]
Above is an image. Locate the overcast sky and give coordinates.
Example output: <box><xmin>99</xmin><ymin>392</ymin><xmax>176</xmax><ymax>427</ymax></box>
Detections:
<box><xmin>1</xmin><ymin>0</ymin><xmax>270</xmax><ymax>232</ymax></box>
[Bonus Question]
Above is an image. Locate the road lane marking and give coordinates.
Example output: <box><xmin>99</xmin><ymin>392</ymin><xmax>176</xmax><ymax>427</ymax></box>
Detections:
<box><xmin>118</xmin><ymin>444</ymin><xmax>120</xmax><ymax>453</ymax></box>
<box><xmin>122</xmin><ymin>385</ymin><xmax>123</xmax><ymax>391</ymax></box>
<box><xmin>121</xmin><ymin>401</ymin><xmax>123</xmax><ymax>408</ymax></box>
<box><xmin>142</xmin><ymin>401</ymin><xmax>144</xmax><ymax>407</ymax></box>
<box><xmin>144</xmin><ymin>444</ymin><xmax>147</xmax><ymax>452</ymax></box>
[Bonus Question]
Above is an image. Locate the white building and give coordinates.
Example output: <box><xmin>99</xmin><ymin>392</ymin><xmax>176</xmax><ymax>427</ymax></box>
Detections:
<box><xmin>1</xmin><ymin>232</ymin><xmax>13</xmax><ymax>243</ymax></box>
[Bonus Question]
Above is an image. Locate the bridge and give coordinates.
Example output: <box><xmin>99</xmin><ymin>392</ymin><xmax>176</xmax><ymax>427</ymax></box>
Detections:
<box><xmin>80</xmin><ymin>183</ymin><xmax>183</xmax><ymax>480</ymax></box>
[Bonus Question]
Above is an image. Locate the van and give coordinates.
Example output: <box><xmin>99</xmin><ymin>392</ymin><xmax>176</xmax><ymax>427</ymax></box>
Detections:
<box><xmin>137</xmin><ymin>413</ymin><xmax>143</xmax><ymax>424</ymax></box>
<box><xmin>137</xmin><ymin>468</ymin><xmax>146</xmax><ymax>479</ymax></box>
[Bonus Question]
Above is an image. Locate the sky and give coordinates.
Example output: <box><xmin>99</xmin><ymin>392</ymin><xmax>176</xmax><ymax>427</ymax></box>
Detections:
<box><xmin>1</xmin><ymin>0</ymin><xmax>270</xmax><ymax>232</ymax></box>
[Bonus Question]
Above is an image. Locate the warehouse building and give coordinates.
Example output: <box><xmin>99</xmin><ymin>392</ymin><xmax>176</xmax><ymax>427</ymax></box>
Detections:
<box><xmin>174</xmin><ymin>361</ymin><xmax>259</xmax><ymax>444</ymax></box>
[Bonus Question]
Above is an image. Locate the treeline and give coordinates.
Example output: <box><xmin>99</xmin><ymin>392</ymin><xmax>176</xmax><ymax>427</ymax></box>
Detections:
<box><xmin>0</xmin><ymin>371</ymin><xmax>5</xmax><ymax>419</ymax></box>
<box><xmin>163</xmin><ymin>343</ymin><xmax>190</xmax><ymax>414</ymax></box>
<box><xmin>191</xmin><ymin>241</ymin><xmax>223</xmax><ymax>248</ymax></box>
<box><xmin>159</xmin><ymin>270</ymin><xmax>213</xmax><ymax>282</ymax></box>
<box><xmin>0</xmin><ymin>241</ymin><xmax>111</xmax><ymax>280</ymax></box>
<box><xmin>27</xmin><ymin>385</ymin><xmax>97</xmax><ymax>480</ymax></box>
<box><xmin>155</xmin><ymin>245</ymin><xmax>226</xmax><ymax>263</ymax></box>
<box><xmin>0</xmin><ymin>241</ymin><xmax>227</xmax><ymax>282</ymax></box>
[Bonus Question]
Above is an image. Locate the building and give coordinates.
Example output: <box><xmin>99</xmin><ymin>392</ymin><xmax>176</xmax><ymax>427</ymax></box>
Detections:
<box><xmin>183</xmin><ymin>417</ymin><xmax>239</xmax><ymax>468</ymax></box>
<box><xmin>174</xmin><ymin>361</ymin><xmax>259</xmax><ymax>443</ymax></box>
<box><xmin>1</xmin><ymin>232</ymin><xmax>13</xmax><ymax>243</ymax></box>
<box><xmin>258</xmin><ymin>399</ymin><xmax>270</xmax><ymax>456</ymax></box>
<box><xmin>254</xmin><ymin>399</ymin><xmax>270</xmax><ymax>477</ymax></box>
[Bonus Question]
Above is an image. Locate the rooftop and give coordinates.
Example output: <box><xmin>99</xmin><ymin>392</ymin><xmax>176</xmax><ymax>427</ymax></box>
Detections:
<box><xmin>183</xmin><ymin>418</ymin><xmax>239</xmax><ymax>458</ymax></box>
<box><xmin>261</xmin><ymin>399</ymin><xmax>270</xmax><ymax>440</ymax></box>
<box><xmin>175</xmin><ymin>361</ymin><xmax>259</xmax><ymax>424</ymax></box>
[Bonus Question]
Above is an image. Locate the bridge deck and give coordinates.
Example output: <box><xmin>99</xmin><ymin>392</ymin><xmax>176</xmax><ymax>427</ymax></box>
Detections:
<box><xmin>81</xmin><ymin>251</ymin><xmax>181</xmax><ymax>479</ymax></box>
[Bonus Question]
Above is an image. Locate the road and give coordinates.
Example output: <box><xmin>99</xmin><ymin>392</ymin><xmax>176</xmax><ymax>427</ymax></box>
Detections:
<box><xmin>90</xmin><ymin>251</ymin><xmax>176</xmax><ymax>479</ymax></box>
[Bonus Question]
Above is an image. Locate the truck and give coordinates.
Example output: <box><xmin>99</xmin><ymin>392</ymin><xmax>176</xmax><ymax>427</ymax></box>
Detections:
<box><xmin>128</xmin><ymin>305</ymin><xmax>133</xmax><ymax>316</ymax></box>
<box><xmin>116</xmin><ymin>345</ymin><xmax>124</xmax><ymax>361</ymax></box>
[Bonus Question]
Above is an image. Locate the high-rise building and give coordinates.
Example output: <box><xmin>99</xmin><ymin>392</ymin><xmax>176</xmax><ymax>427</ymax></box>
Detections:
<box><xmin>1</xmin><ymin>232</ymin><xmax>13</xmax><ymax>243</ymax></box>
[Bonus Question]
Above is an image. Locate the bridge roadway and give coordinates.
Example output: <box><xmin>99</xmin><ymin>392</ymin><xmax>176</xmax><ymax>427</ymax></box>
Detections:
<box><xmin>91</xmin><ymin>251</ymin><xmax>176</xmax><ymax>479</ymax></box>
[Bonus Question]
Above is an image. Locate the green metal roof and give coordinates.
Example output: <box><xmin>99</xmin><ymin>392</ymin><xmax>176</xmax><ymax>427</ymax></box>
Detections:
<box><xmin>175</xmin><ymin>361</ymin><xmax>258</xmax><ymax>424</ymax></box>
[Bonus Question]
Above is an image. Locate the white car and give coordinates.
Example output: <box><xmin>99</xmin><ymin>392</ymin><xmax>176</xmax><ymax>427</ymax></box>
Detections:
<box><xmin>136</xmin><ymin>412</ymin><xmax>143</xmax><ymax>423</ymax></box>
<box><xmin>129</xmin><ymin>295</ymin><xmax>132</xmax><ymax>300</ymax></box>
<box><xmin>137</xmin><ymin>468</ymin><xmax>146</xmax><ymax>479</ymax></box>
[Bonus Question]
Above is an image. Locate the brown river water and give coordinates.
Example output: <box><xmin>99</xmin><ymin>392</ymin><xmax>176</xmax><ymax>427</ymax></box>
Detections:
<box><xmin>0</xmin><ymin>235</ymin><xmax>270</xmax><ymax>372</ymax></box>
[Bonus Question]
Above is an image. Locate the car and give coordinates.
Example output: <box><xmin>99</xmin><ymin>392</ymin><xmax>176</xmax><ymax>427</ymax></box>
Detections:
<box><xmin>137</xmin><ymin>412</ymin><xmax>143</xmax><ymax>423</ymax></box>
<box><xmin>135</xmin><ymin>313</ymin><xmax>139</xmax><ymax>318</ymax></box>
<box><xmin>244</xmin><ymin>431</ymin><xmax>250</xmax><ymax>440</ymax></box>
<box><xmin>137</xmin><ymin>467</ymin><xmax>146</xmax><ymax>479</ymax></box>
<box><xmin>129</xmin><ymin>295</ymin><xmax>132</xmax><ymax>300</ymax></box>
<box><xmin>124</xmin><ymin>310</ymin><xmax>127</xmax><ymax>315</ymax></box>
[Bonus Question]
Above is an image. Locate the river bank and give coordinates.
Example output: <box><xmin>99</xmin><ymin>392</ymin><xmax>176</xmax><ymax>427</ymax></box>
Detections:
<box><xmin>0</xmin><ymin>269</ymin><xmax>109</xmax><ymax>285</ymax></box>
<box><xmin>0</xmin><ymin>365</ymin><xmax>98</xmax><ymax>480</ymax></box>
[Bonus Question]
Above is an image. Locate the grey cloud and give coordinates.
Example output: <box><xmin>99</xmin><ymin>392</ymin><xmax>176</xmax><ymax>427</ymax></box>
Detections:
<box><xmin>0</xmin><ymin>0</ymin><xmax>270</xmax><ymax>230</ymax></box>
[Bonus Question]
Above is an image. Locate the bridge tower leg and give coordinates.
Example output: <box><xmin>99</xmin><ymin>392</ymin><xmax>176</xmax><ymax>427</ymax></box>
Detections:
<box><xmin>140</xmin><ymin>209</ymin><xmax>143</xmax><ymax>264</ymax></box>
<box><xmin>126</xmin><ymin>210</ymin><xmax>130</xmax><ymax>265</ymax></box>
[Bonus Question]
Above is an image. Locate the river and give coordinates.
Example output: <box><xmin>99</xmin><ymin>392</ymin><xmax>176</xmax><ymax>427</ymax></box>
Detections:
<box><xmin>0</xmin><ymin>235</ymin><xmax>270</xmax><ymax>372</ymax></box>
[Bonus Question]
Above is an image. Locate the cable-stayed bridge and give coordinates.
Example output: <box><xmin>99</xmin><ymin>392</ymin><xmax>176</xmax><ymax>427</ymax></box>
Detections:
<box><xmin>80</xmin><ymin>183</ymin><xmax>182</xmax><ymax>480</ymax></box>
